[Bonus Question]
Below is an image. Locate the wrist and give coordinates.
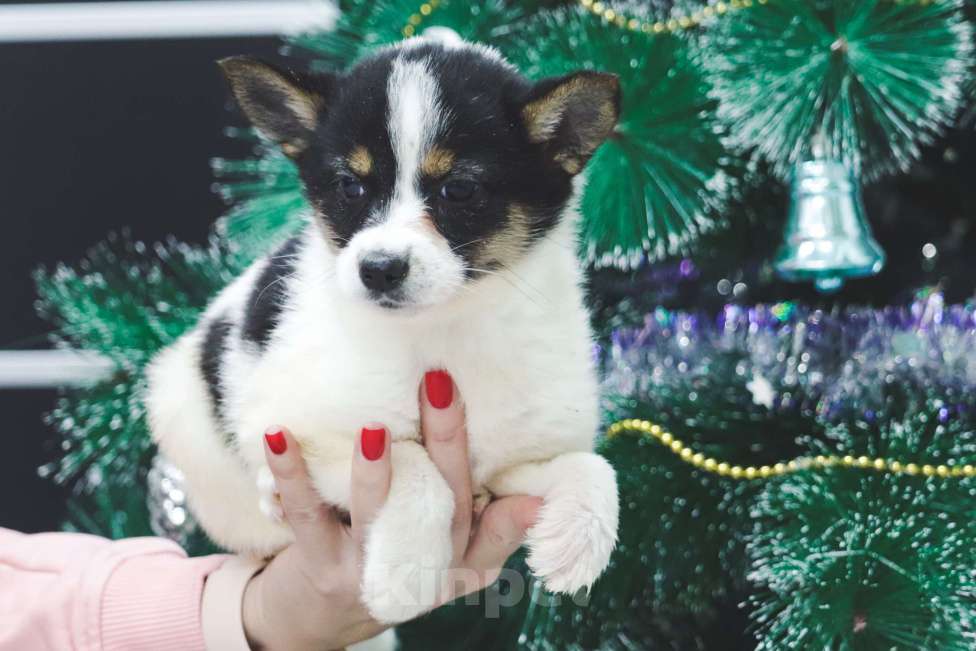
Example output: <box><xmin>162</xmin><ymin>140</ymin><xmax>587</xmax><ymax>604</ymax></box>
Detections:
<box><xmin>202</xmin><ymin>556</ymin><xmax>267</xmax><ymax>651</ymax></box>
<box><xmin>242</xmin><ymin>570</ymin><xmax>272</xmax><ymax>650</ymax></box>
<box><xmin>243</xmin><ymin>570</ymin><xmax>341</xmax><ymax>651</ymax></box>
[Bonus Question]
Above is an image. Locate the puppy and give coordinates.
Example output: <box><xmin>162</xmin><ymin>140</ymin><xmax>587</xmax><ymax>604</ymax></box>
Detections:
<box><xmin>147</xmin><ymin>36</ymin><xmax>620</xmax><ymax>623</ymax></box>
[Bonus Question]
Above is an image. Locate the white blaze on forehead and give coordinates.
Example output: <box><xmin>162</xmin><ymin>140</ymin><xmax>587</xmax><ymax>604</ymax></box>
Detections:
<box><xmin>388</xmin><ymin>36</ymin><xmax>513</xmax><ymax>70</ymax></box>
<box><xmin>385</xmin><ymin>56</ymin><xmax>447</xmax><ymax>225</ymax></box>
<box><xmin>416</xmin><ymin>27</ymin><xmax>463</xmax><ymax>49</ymax></box>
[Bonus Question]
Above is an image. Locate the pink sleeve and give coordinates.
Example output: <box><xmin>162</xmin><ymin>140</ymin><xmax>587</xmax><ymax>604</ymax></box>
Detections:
<box><xmin>0</xmin><ymin>527</ymin><xmax>232</xmax><ymax>651</ymax></box>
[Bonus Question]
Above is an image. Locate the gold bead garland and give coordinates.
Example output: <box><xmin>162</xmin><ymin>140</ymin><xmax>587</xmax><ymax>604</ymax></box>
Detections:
<box><xmin>402</xmin><ymin>0</ymin><xmax>442</xmax><ymax>37</ymax></box>
<box><xmin>578</xmin><ymin>0</ymin><xmax>937</xmax><ymax>36</ymax></box>
<box><xmin>403</xmin><ymin>0</ymin><xmax>938</xmax><ymax>41</ymax></box>
<box><xmin>606</xmin><ymin>419</ymin><xmax>976</xmax><ymax>480</ymax></box>
<box><xmin>579</xmin><ymin>0</ymin><xmax>767</xmax><ymax>35</ymax></box>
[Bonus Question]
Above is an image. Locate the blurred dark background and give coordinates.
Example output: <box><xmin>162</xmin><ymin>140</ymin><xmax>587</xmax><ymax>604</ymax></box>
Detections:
<box><xmin>0</xmin><ymin>24</ymin><xmax>279</xmax><ymax>531</ymax></box>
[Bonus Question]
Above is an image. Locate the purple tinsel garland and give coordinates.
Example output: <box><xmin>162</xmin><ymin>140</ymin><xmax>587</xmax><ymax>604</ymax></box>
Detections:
<box><xmin>604</xmin><ymin>291</ymin><xmax>976</xmax><ymax>422</ymax></box>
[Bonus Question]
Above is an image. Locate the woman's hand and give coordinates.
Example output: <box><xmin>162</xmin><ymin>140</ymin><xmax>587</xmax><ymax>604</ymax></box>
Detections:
<box><xmin>241</xmin><ymin>373</ymin><xmax>542</xmax><ymax>650</ymax></box>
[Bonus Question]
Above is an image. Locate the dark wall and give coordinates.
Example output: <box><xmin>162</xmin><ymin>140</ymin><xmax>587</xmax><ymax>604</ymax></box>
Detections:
<box><xmin>0</xmin><ymin>34</ymin><xmax>279</xmax><ymax>531</ymax></box>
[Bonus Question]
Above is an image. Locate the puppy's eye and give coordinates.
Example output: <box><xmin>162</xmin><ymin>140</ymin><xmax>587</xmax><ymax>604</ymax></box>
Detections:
<box><xmin>339</xmin><ymin>176</ymin><xmax>366</xmax><ymax>200</ymax></box>
<box><xmin>439</xmin><ymin>179</ymin><xmax>479</xmax><ymax>203</ymax></box>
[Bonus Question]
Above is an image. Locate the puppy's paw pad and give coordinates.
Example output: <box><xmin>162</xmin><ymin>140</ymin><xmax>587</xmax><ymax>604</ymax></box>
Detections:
<box><xmin>526</xmin><ymin>496</ymin><xmax>618</xmax><ymax>595</ymax></box>
<box><xmin>256</xmin><ymin>467</ymin><xmax>283</xmax><ymax>523</ymax></box>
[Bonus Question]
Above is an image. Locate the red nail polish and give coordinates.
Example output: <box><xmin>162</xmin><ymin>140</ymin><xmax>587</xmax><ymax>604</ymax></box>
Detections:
<box><xmin>265</xmin><ymin>428</ymin><xmax>287</xmax><ymax>455</ymax></box>
<box><xmin>425</xmin><ymin>370</ymin><xmax>453</xmax><ymax>409</ymax></box>
<box><xmin>361</xmin><ymin>426</ymin><xmax>386</xmax><ymax>461</ymax></box>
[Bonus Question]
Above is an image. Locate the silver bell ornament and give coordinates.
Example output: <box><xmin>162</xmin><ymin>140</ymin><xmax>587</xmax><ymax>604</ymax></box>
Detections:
<box><xmin>774</xmin><ymin>157</ymin><xmax>885</xmax><ymax>293</ymax></box>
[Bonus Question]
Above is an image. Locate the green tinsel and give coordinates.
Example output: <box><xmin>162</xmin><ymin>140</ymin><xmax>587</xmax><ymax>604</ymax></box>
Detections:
<box><xmin>698</xmin><ymin>0</ymin><xmax>973</xmax><ymax>180</ymax></box>
<box><xmin>34</xmin><ymin>234</ymin><xmax>240</xmax><ymax>369</ymax></box>
<box><xmin>510</xmin><ymin>7</ymin><xmax>732</xmax><ymax>268</ymax></box>
<box><xmin>211</xmin><ymin>131</ymin><xmax>307</xmax><ymax>263</ymax></box>
<box><xmin>748</xmin><ymin>394</ymin><xmax>976</xmax><ymax>650</ymax></box>
<box><xmin>34</xmin><ymin>234</ymin><xmax>244</xmax><ymax>536</ymax></box>
<box><xmin>750</xmin><ymin>475</ymin><xmax>976</xmax><ymax>649</ymax></box>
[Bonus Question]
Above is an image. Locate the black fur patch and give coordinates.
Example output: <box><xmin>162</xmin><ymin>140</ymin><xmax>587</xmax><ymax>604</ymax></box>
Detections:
<box><xmin>241</xmin><ymin>237</ymin><xmax>301</xmax><ymax>348</ymax></box>
<box><xmin>301</xmin><ymin>53</ymin><xmax>397</xmax><ymax>248</ymax></box>
<box><xmin>200</xmin><ymin>317</ymin><xmax>233</xmax><ymax>424</ymax></box>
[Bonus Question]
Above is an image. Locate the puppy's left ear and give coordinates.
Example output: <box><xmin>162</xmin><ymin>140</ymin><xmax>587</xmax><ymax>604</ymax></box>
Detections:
<box><xmin>218</xmin><ymin>56</ymin><xmax>333</xmax><ymax>158</ymax></box>
<box><xmin>520</xmin><ymin>71</ymin><xmax>620</xmax><ymax>175</ymax></box>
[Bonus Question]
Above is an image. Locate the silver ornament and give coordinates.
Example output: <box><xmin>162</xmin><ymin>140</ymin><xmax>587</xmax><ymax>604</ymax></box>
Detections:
<box><xmin>147</xmin><ymin>454</ymin><xmax>197</xmax><ymax>545</ymax></box>
<box><xmin>774</xmin><ymin>157</ymin><xmax>885</xmax><ymax>293</ymax></box>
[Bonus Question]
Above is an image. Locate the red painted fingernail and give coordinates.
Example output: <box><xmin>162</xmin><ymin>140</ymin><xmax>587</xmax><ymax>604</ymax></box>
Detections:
<box><xmin>361</xmin><ymin>426</ymin><xmax>386</xmax><ymax>461</ymax></box>
<box><xmin>425</xmin><ymin>370</ymin><xmax>453</xmax><ymax>409</ymax></box>
<box><xmin>264</xmin><ymin>428</ymin><xmax>287</xmax><ymax>455</ymax></box>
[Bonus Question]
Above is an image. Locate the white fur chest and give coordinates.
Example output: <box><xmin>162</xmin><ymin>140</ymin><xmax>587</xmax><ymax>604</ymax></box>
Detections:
<box><xmin>223</xmin><ymin>222</ymin><xmax>599</xmax><ymax>495</ymax></box>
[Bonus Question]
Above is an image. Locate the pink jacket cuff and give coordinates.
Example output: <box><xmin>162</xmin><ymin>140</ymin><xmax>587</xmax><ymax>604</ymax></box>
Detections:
<box><xmin>201</xmin><ymin>555</ymin><xmax>267</xmax><ymax>650</ymax></box>
<box><xmin>1</xmin><ymin>527</ymin><xmax>264</xmax><ymax>651</ymax></box>
<box><xmin>101</xmin><ymin>546</ymin><xmax>227</xmax><ymax>650</ymax></box>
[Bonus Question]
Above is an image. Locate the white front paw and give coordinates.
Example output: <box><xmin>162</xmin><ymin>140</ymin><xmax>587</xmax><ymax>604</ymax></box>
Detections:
<box><xmin>360</xmin><ymin>513</ymin><xmax>453</xmax><ymax>623</ymax></box>
<box><xmin>526</xmin><ymin>465</ymin><xmax>619</xmax><ymax>594</ymax></box>
<box><xmin>256</xmin><ymin>466</ymin><xmax>283</xmax><ymax>523</ymax></box>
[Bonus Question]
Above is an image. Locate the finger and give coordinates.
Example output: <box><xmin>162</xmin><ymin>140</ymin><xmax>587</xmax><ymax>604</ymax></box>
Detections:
<box><xmin>263</xmin><ymin>426</ymin><xmax>343</xmax><ymax>566</ymax></box>
<box><xmin>463</xmin><ymin>495</ymin><xmax>541</xmax><ymax>579</ymax></box>
<box><xmin>421</xmin><ymin>370</ymin><xmax>473</xmax><ymax>561</ymax></box>
<box><xmin>349</xmin><ymin>423</ymin><xmax>392</xmax><ymax>551</ymax></box>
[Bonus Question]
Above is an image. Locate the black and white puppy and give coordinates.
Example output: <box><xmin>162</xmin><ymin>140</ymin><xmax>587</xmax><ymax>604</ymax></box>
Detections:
<box><xmin>147</xmin><ymin>34</ymin><xmax>620</xmax><ymax>623</ymax></box>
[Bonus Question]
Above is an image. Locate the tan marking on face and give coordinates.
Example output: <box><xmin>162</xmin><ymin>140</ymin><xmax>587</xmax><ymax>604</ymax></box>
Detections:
<box><xmin>473</xmin><ymin>203</ymin><xmax>533</xmax><ymax>270</ymax></box>
<box><xmin>348</xmin><ymin>146</ymin><xmax>373</xmax><ymax>176</ymax></box>
<box><xmin>310</xmin><ymin>212</ymin><xmax>342</xmax><ymax>252</ymax></box>
<box><xmin>554</xmin><ymin>153</ymin><xmax>582</xmax><ymax>175</ymax></box>
<box><xmin>421</xmin><ymin>146</ymin><xmax>455</xmax><ymax>178</ymax></box>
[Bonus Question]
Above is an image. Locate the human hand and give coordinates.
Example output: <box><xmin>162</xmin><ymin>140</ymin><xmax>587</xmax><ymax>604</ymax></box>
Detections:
<box><xmin>417</xmin><ymin>371</ymin><xmax>544</xmax><ymax>593</ymax></box>
<box><xmin>241</xmin><ymin>373</ymin><xmax>541</xmax><ymax>650</ymax></box>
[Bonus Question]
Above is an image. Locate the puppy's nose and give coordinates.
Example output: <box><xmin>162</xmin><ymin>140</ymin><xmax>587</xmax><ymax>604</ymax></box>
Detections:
<box><xmin>359</xmin><ymin>254</ymin><xmax>410</xmax><ymax>293</ymax></box>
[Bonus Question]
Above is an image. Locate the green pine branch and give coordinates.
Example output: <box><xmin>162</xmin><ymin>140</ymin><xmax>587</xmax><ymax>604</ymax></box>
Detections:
<box><xmin>698</xmin><ymin>0</ymin><xmax>973</xmax><ymax>180</ymax></box>
<box><xmin>749</xmin><ymin>389</ymin><xmax>976</xmax><ymax>649</ymax></box>
<box><xmin>510</xmin><ymin>6</ymin><xmax>734</xmax><ymax>268</ymax></box>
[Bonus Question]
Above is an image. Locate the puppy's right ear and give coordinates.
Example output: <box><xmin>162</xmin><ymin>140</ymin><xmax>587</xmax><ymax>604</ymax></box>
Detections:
<box><xmin>218</xmin><ymin>56</ymin><xmax>333</xmax><ymax>158</ymax></box>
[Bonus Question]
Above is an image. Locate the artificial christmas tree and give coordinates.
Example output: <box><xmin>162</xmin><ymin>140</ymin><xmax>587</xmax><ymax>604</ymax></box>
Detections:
<box><xmin>35</xmin><ymin>1</ymin><xmax>976</xmax><ymax>648</ymax></box>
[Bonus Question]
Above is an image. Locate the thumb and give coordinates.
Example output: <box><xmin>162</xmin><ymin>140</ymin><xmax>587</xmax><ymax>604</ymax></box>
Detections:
<box><xmin>463</xmin><ymin>495</ymin><xmax>542</xmax><ymax>578</ymax></box>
